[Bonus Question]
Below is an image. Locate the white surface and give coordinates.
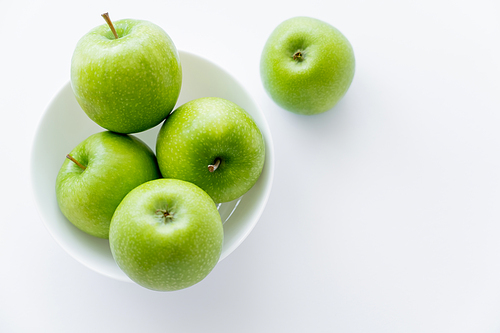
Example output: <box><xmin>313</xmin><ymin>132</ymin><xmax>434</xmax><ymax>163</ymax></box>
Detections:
<box><xmin>30</xmin><ymin>51</ymin><xmax>274</xmax><ymax>283</ymax></box>
<box><xmin>2</xmin><ymin>0</ymin><xmax>500</xmax><ymax>332</ymax></box>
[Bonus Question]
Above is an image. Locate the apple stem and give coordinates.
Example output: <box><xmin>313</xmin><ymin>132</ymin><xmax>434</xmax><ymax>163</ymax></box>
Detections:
<box><xmin>66</xmin><ymin>154</ymin><xmax>86</xmax><ymax>170</ymax></box>
<box><xmin>101</xmin><ymin>12</ymin><xmax>119</xmax><ymax>39</ymax></box>
<box><xmin>156</xmin><ymin>209</ymin><xmax>174</xmax><ymax>220</ymax></box>
<box><xmin>208</xmin><ymin>158</ymin><xmax>221</xmax><ymax>173</ymax></box>
<box><xmin>293</xmin><ymin>51</ymin><xmax>304</xmax><ymax>62</ymax></box>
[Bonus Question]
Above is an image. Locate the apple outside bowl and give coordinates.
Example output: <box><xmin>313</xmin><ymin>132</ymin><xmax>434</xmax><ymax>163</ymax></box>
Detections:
<box><xmin>30</xmin><ymin>50</ymin><xmax>275</xmax><ymax>283</ymax></box>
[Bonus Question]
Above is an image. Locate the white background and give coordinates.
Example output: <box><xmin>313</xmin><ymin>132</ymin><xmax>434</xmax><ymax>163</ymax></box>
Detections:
<box><xmin>2</xmin><ymin>0</ymin><xmax>500</xmax><ymax>332</ymax></box>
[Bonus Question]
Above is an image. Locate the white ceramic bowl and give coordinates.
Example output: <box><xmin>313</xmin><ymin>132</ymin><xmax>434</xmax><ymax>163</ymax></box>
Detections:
<box><xmin>31</xmin><ymin>50</ymin><xmax>274</xmax><ymax>283</ymax></box>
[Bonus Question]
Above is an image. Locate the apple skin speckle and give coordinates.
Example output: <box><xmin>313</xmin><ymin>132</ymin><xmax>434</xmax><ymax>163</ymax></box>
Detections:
<box><xmin>109</xmin><ymin>179</ymin><xmax>224</xmax><ymax>291</ymax></box>
<box><xmin>71</xmin><ymin>19</ymin><xmax>182</xmax><ymax>134</ymax></box>
<box><xmin>156</xmin><ymin>97</ymin><xmax>266</xmax><ymax>203</ymax></box>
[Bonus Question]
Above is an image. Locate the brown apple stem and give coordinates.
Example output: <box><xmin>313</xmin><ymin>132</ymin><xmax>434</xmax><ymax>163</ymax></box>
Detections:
<box><xmin>66</xmin><ymin>154</ymin><xmax>86</xmax><ymax>170</ymax></box>
<box><xmin>156</xmin><ymin>209</ymin><xmax>173</xmax><ymax>220</ymax></box>
<box><xmin>293</xmin><ymin>51</ymin><xmax>303</xmax><ymax>61</ymax></box>
<box><xmin>101</xmin><ymin>12</ymin><xmax>119</xmax><ymax>39</ymax></box>
<box><xmin>208</xmin><ymin>158</ymin><xmax>221</xmax><ymax>173</ymax></box>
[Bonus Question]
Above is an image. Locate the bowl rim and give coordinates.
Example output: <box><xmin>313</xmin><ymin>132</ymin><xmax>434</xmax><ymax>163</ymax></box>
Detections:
<box><xmin>30</xmin><ymin>49</ymin><xmax>275</xmax><ymax>281</ymax></box>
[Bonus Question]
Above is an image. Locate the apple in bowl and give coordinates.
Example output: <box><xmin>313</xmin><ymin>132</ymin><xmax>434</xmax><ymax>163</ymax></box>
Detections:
<box><xmin>71</xmin><ymin>14</ymin><xmax>182</xmax><ymax>134</ymax></box>
<box><xmin>109</xmin><ymin>179</ymin><xmax>224</xmax><ymax>291</ymax></box>
<box><xmin>55</xmin><ymin>131</ymin><xmax>161</xmax><ymax>239</ymax></box>
<box><xmin>156</xmin><ymin>97</ymin><xmax>266</xmax><ymax>204</ymax></box>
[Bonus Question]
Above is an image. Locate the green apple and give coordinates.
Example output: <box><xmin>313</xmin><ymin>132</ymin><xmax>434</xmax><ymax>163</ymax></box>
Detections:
<box><xmin>109</xmin><ymin>178</ymin><xmax>224</xmax><ymax>291</ymax></box>
<box><xmin>55</xmin><ymin>131</ymin><xmax>161</xmax><ymax>238</ymax></box>
<box><xmin>71</xmin><ymin>14</ymin><xmax>182</xmax><ymax>133</ymax></box>
<box><xmin>260</xmin><ymin>16</ymin><xmax>355</xmax><ymax>115</ymax></box>
<box><xmin>156</xmin><ymin>97</ymin><xmax>265</xmax><ymax>203</ymax></box>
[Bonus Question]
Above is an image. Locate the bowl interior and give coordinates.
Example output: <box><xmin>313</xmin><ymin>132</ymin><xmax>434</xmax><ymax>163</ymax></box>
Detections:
<box><xmin>31</xmin><ymin>50</ymin><xmax>274</xmax><ymax>282</ymax></box>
